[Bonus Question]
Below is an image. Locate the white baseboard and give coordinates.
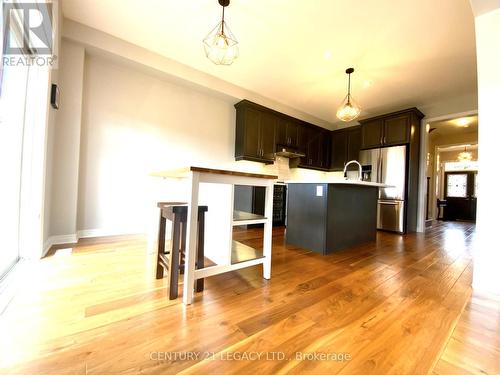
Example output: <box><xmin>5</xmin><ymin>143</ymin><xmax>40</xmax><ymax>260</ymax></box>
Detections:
<box><xmin>42</xmin><ymin>230</ymin><xmax>144</xmax><ymax>257</ymax></box>
<box><xmin>77</xmin><ymin>229</ymin><xmax>143</xmax><ymax>239</ymax></box>
<box><xmin>42</xmin><ymin>234</ymin><xmax>78</xmax><ymax>257</ymax></box>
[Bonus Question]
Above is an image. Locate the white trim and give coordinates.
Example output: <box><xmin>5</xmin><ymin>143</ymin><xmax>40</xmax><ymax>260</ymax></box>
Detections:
<box><xmin>0</xmin><ymin>261</ymin><xmax>24</xmax><ymax>315</ymax></box>
<box><xmin>42</xmin><ymin>229</ymin><xmax>144</xmax><ymax>257</ymax></box>
<box><xmin>76</xmin><ymin>228</ymin><xmax>143</xmax><ymax>239</ymax></box>
<box><xmin>42</xmin><ymin>234</ymin><xmax>78</xmax><ymax>257</ymax></box>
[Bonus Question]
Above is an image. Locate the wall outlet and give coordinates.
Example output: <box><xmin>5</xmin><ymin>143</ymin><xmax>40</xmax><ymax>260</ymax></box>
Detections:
<box><xmin>316</xmin><ymin>186</ymin><xmax>323</xmax><ymax>197</ymax></box>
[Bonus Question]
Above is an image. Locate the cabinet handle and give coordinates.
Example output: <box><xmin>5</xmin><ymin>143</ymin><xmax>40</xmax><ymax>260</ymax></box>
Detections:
<box><xmin>384</xmin><ymin>136</ymin><xmax>386</xmax><ymax>144</ymax></box>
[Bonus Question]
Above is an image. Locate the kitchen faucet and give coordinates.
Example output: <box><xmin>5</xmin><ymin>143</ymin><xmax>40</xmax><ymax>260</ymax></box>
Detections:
<box><xmin>343</xmin><ymin>160</ymin><xmax>363</xmax><ymax>181</ymax></box>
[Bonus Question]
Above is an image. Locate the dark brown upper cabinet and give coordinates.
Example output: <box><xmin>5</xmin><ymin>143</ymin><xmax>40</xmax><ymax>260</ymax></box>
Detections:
<box><xmin>330</xmin><ymin>126</ymin><xmax>361</xmax><ymax>171</ymax></box>
<box><xmin>347</xmin><ymin>127</ymin><xmax>362</xmax><ymax>162</ymax></box>
<box><xmin>235</xmin><ymin>102</ymin><xmax>276</xmax><ymax>164</ymax></box>
<box><xmin>234</xmin><ymin>100</ymin><xmax>329</xmax><ymax>171</ymax></box>
<box><xmin>360</xmin><ymin>119</ymin><xmax>384</xmax><ymax>149</ymax></box>
<box><xmin>276</xmin><ymin>118</ymin><xmax>299</xmax><ymax>148</ymax></box>
<box><xmin>297</xmin><ymin>126</ymin><xmax>330</xmax><ymax>170</ymax></box>
<box><xmin>383</xmin><ymin>115</ymin><xmax>410</xmax><ymax>146</ymax></box>
<box><xmin>360</xmin><ymin>108</ymin><xmax>424</xmax><ymax>150</ymax></box>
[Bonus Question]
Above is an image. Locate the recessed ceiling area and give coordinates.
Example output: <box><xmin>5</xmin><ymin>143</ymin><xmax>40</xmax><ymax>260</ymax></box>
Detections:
<box><xmin>62</xmin><ymin>0</ymin><xmax>477</xmax><ymax>125</ymax></box>
<box><xmin>438</xmin><ymin>143</ymin><xmax>478</xmax><ymax>152</ymax></box>
<box><xmin>429</xmin><ymin>115</ymin><xmax>478</xmax><ymax>137</ymax></box>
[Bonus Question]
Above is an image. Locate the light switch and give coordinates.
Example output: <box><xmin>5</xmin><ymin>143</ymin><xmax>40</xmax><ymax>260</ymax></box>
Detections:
<box><xmin>316</xmin><ymin>185</ymin><xmax>323</xmax><ymax>197</ymax></box>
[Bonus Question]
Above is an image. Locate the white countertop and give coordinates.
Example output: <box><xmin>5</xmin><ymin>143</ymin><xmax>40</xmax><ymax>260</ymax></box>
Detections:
<box><xmin>285</xmin><ymin>179</ymin><xmax>394</xmax><ymax>188</ymax></box>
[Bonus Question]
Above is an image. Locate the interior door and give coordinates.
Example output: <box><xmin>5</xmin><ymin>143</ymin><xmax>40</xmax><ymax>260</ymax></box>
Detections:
<box><xmin>444</xmin><ymin>172</ymin><xmax>477</xmax><ymax>221</ymax></box>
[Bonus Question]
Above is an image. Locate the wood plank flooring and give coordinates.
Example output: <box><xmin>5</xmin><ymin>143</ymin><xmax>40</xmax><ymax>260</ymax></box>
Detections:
<box><xmin>0</xmin><ymin>221</ymin><xmax>497</xmax><ymax>374</ymax></box>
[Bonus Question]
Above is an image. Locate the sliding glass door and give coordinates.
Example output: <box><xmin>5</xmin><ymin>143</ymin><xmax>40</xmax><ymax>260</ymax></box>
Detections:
<box><xmin>0</xmin><ymin>62</ymin><xmax>30</xmax><ymax>279</ymax></box>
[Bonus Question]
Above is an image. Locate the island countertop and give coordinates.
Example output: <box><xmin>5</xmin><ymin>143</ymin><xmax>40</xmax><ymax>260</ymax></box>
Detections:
<box><xmin>285</xmin><ymin>180</ymin><xmax>393</xmax><ymax>188</ymax></box>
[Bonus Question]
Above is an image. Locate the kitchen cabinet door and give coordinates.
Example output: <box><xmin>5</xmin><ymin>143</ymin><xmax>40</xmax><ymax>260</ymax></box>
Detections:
<box><xmin>242</xmin><ymin>107</ymin><xmax>261</xmax><ymax>158</ymax></box>
<box><xmin>276</xmin><ymin>118</ymin><xmax>299</xmax><ymax>148</ymax></box>
<box><xmin>319</xmin><ymin>132</ymin><xmax>330</xmax><ymax>169</ymax></box>
<box><xmin>330</xmin><ymin>130</ymin><xmax>348</xmax><ymax>171</ymax></box>
<box><xmin>276</xmin><ymin>118</ymin><xmax>288</xmax><ymax>146</ymax></box>
<box><xmin>260</xmin><ymin>112</ymin><xmax>277</xmax><ymax>161</ymax></box>
<box><xmin>384</xmin><ymin>115</ymin><xmax>410</xmax><ymax>146</ymax></box>
<box><xmin>361</xmin><ymin>119</ymin><xmax>384</xmax><ymax>149</ymax></box>
<box><xmin>297</xmin><ymin>124</ymin><xmax>310</xmax><ymax>166</ymax></box>
<box><xmin>347</xmin><ymin>127</ymin><xmax>361</xmax><ymax>162</ymax></box>
<box><xmin>287</xmin><ymin>120</ymin><xmax>299</xmax><ymax>148</ymax></box>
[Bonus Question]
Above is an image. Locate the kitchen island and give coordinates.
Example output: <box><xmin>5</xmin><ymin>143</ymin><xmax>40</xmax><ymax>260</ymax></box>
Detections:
<box><xmin>286</xmin><ymin>180</ymin><xmax>391</xmax><ymax>254</ymax></box>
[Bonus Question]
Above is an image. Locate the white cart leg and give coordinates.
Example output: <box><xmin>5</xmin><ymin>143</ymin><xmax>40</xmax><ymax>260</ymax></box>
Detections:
<box><xmin>183</xmin><ymin>172</ymin><xmax>199</xmax><ymax>305</ymax></box>
<box><xmin>263</xmin><ymin>182</ymin><xmax>273</xmax><ymax>279</ymax></box>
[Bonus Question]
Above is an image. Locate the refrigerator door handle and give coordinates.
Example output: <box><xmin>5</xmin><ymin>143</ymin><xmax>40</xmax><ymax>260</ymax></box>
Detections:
<box><xmin>378</xmin><ymin>200</ymin><xmax>400</xmax><ymax>205</ymax></box>
<box><xmin>378</xmin><ymin>150</ymin><xmax>383</xmax><ymax>184</ymax></box>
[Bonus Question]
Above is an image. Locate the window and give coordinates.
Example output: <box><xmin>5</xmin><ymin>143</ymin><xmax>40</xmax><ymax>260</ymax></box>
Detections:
<box><xmin>0</xmin><ymin>10</ymin><xmax>31</xmax><ymax>279</ymax></box>
<box><xmin>444</xmin><ymin>160</ymin><xmax>478</xmax><ymax>172</ymax></box>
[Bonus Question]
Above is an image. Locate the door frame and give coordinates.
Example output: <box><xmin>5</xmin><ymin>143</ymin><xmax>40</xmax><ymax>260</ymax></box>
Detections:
<box><xmin>417</xmin><ymin>109</ymin><xmax>478</xmax><ymax>232</ymax></box>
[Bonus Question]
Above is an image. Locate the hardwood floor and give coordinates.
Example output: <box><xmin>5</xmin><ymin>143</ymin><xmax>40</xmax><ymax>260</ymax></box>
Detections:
<box><xmin>0</xmin><ymin>221</ymin><xmax>497</xmax><ymax>374</ymax></box>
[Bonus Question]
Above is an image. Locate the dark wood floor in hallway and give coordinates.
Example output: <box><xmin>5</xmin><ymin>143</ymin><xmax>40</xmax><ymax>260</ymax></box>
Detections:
<box><xmin>1</xmin><ymin>221</ymin><xmax>498</xmax><ymax>374</ymax></box>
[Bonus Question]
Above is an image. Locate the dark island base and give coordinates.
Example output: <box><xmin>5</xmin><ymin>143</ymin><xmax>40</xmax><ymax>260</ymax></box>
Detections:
<box><xmin>286</xmin><ymin>183</ymin><xmax>378</xmax><ymax>254</ymax></box>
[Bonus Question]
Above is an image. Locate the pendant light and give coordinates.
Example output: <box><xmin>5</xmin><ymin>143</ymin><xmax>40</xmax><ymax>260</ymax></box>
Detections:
<box><xmin>457</xmin><ymin>146</ymin><xmax>473</xmax><ymax>161</ymax></box>
<box><xmin>203</xmin><ymin>0</ymin><xmax>239</xmax><ymax>65</ymax></box>
<box><xmin>336</xmin><ymin>68</ymin><xmax>361</xmax><ymax>122</ymax></box>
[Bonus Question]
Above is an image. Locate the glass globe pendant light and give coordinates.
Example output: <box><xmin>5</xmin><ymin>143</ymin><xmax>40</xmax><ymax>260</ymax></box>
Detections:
<box><xmin>336</xmin><ymin>68</ymin><xmax>361</xmax><ymax>122</ymax></box>
<box><xmin>457</xmin><ymin>146</ymin><xmax>473</xmax><ymax>161</ymax></box>
<box><xmin>203</xmin><ymin>0</ymin><xmax>239</xmax><ymax>65</ymax></box>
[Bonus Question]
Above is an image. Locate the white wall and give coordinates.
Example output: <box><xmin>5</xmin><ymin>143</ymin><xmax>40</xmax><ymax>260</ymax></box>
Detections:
<box><xmin>472</xmin><ymin>6</ymin><xmax>500</xmax><ymax>294</ymax></box>
<box><xmin>49</xmin><ymin>40</ymin><xmax>85</xmax><ymax>240</ymax></box>
<box><xmin>47</xmin><ymin>48</ymin><xmax>330</xmax><ymax>239</ymax></box>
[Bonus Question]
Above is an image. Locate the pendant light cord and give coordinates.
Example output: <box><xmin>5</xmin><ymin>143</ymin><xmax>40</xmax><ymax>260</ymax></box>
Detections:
<box><xmin>221</xmin><ymin>5</ymin><xmax>225</xmax><ymax>34</ymax></box>
<box><xmin>347</xmin><ymin>72</ymin><xmax>351</xmax><ymax>104</ymax></box>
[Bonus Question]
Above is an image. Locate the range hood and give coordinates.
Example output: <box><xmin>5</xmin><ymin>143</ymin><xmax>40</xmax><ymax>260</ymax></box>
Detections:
<box><xmin>275</xmin><ymin>145</ymin><xmax>306</xmax><ymax>159</ymax></box>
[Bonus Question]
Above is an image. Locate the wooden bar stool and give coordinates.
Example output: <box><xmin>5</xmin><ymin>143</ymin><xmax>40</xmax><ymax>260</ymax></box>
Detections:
<box><xmin>156</xmin><ymin>202</ymin><xmax>207</xmax><ymax>299</ymax></box>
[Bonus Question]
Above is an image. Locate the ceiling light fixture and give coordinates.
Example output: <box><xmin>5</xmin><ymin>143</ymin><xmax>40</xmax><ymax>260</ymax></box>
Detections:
<box><xmin>454</xmin><ymin>117</ymin><xmax>471</xmax><ymax>127</ymax></box>
<box><xmin>203</xmin><ymin>0</ymin><xmax>239</xmax><ymax>66</ymax></box>
<box><xmin>337</xmin><ymin>68</ymin><xmax>361</xmax><ymax>122</ymax></box>
<box><xmin>457</xmin><ymin>146</ymin><xmax>473</xmax><ymax>161</ymax></box>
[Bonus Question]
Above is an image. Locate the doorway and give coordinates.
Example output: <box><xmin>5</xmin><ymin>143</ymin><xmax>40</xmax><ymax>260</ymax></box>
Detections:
<box><xmin>422</xmin><ymin>114</ymin><xmax>479</xmax><ymax>227</ymax></box>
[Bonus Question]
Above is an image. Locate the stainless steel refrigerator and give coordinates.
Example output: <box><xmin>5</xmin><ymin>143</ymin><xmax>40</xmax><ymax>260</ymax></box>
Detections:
<box><xmin>359</xmin><ymin>145</ymin><xmax>407</xmax><ymax>233</ymax></box>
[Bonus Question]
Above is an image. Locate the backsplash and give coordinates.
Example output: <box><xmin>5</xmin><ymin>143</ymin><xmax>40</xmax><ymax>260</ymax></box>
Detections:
<box><xmin>262</xmin><ymin>156</ymin><xmax>343</xmax><ymax>181</ymax></box>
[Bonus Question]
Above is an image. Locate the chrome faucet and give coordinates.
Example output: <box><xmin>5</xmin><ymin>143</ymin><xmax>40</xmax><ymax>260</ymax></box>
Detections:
<box><xmin>343</xmin><ymin>160</ymin><xmax>363</xmax><ymax>181</ymax></box>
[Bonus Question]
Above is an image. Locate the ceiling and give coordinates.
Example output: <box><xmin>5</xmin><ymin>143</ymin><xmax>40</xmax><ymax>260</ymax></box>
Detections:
<box><xmin>62</xmin><ymin>0</ymin><xmax>477</xmax><ymax>125</ymax></box>
<box><xmin>429</xmin><ymin>115</ymin><xmax>478</xmax><ymax>136</ymax></box>
<box><xmin>438</xmin><ymin>143</ymin><xmax>478</xmax><ymax>152</ymax></box>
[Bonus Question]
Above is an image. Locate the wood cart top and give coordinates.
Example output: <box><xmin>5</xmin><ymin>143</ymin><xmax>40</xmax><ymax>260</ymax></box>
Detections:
<box><xmin>151</xmin><ymin>166</ymin><xmax>278</xmax><ymax>180</ymax></box>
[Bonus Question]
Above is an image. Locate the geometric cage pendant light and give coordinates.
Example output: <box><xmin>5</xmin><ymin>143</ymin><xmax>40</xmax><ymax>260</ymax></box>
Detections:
<box><xmin>203</xmin><ymin>0</ymin><xmax>239</xmax><ymax>65</ymax></box>
<box><xmin>336</xmin><ymin>67</ymin><xmax>361</xmax><ymax>122</ymax></box>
